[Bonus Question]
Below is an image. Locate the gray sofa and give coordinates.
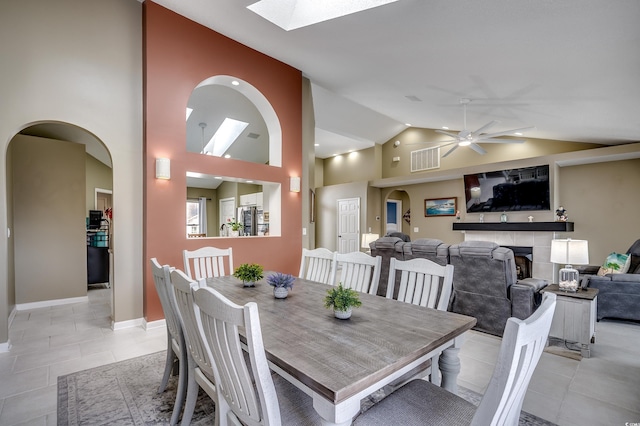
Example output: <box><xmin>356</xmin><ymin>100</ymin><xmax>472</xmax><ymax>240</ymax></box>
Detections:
<box><xmin>448</xmin><ymin>241</ymin><xmax>548</xmax><ymax>336</ymax></box>
<box><xmin>369</xmin><ymin>236</ymin><xmax>405</xmax><ymax>297</ymax></box>
<box><xmin>579</xmin><ymin>239</ymin><xmax>640</xmax><ymax>322</ymax></box>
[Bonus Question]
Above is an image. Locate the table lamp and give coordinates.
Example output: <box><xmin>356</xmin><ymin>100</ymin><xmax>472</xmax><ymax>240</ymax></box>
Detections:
<box><xmin>361</xmin><ymin>233</ymin><xmax>379</xmax><ymax>254</ymax></box>
<box><xmin>550</xmin><ymin>238</ymin><xmax>589</xmax><ymax>292</ymax></box>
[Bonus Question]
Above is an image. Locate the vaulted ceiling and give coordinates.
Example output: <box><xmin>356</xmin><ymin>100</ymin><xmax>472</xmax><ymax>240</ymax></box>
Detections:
<box><xmin>153</xmin><ymin>0</ymin><xmax>640</xmax><ymax>159</ymax></box>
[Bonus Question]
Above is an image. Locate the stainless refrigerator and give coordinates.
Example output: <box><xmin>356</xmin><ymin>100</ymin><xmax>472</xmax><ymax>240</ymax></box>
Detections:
<box><xmin>237</xmin><ymin>206</ymin><xmax>266</xmax><ymax>236</ymax></box>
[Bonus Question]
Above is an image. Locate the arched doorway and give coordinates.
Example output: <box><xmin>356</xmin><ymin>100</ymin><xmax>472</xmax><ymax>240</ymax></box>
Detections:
<box><xmin>385</xmin><ymin>190</ymin><xmax>410</xmax><ymax>236</ymax></box>
<box><xmin>7</xmin><ymin>122</ymin><xmax>113</xmax><ymax>315</ymax></box>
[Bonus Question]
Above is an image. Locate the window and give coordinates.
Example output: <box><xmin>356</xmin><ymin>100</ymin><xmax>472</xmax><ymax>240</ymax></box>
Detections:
<box><xmin>186</xmin><ymin>199</ymin><xmax>200</xmax><ymax>235</ymax></box>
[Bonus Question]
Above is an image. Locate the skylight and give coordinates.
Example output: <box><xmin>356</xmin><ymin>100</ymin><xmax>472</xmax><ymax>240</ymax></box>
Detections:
<box><xmin>202</xmin><ymin>118</ymin><xmax>249</xmax><ymax>157</ymax></box>
<box><xmin>247</xmin><ymin>0</ymin><xmax>399</xmax><ymax>31</ymax></box>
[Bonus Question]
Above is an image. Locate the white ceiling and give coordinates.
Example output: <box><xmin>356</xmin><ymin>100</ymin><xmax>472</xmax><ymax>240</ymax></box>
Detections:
<box><xmin>153</xmin><ymin>0</ymin><xmax>640</xmax><ymax>159</ymax></box>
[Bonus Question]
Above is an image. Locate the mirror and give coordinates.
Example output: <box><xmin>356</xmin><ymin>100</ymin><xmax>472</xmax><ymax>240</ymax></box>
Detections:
<box><xmin>186</xmin><ymin>172</ymin><xmax>281</xmax><ymax>238</ymax></box>
<box><xmin>186</xmin><ymin>77</ymin><xmax>273</xmax><ymax>165</ymax></box>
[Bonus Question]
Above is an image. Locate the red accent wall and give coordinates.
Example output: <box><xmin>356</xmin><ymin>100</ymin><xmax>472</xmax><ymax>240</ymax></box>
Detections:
<box><xmin>143</xmin><ymin>2</ymin><xmax>302</xmax><ymax>321</ymax></box>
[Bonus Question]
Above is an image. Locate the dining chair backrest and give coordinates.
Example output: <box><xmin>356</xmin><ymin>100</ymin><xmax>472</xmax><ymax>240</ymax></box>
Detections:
<box><xmin>299</xmin><ymin>247</ymin><xmax>336</xmax><ymax>284</ymax></box>
<box><xmin>386</xmin><ymin>257</ymin><xmax>454</xmax><ymax>311</ymax></box>
<box><xmin>471</xmin><ymin>292</ymin><xmax>557</xmax><ymax>426</ymax></box>
<box><xmin>331</xmin><ymin>251</ymin><xmax>382</xmax><ymax>295</ymax></box>
<box><xmin>150</xmin><ymin>258</ymin><xmax>182</xmax><ymax>349</ymax></box>
<box><xmin>183</xmin><ymin>246</ymin><xmax>233</xmax><ymax>280</ymax></box>
<box><xmin>169</xmin><ymin>268</ymin><xmax>216</xmax><ymax>382</ymax></box>
<box><xmin>194</xmin><ymin>286</ymin><xmax>281</xmax><ymax>426</ymax></box>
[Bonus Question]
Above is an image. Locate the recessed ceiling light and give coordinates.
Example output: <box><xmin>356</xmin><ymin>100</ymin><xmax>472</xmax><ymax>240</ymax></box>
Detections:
<box><xmin>246</xmin><ymin>180</ymin><xmax>254</xmax><ymax>183</ymax></box>
<box><xmin>514</xmin><ymin>132</ymin><xmax>523</xmax><ymax>136</ymax></box>
<box><xmin>231</xmin><ymin>80</ymin><xmax>240</xmax><ymax>86</ymax></box>
<box><xmin>224</xmin><ymin>154</ymin><xmax>231</xmax><ymax>159</ymax></box>
<box><xmin>405</xmin><ymin>123</ymin><xmax>412</xmax><ymax>126</ymax></box>
<box><xmin>214</xmin><ymin>176</ymin><xmax>222</xmax><ymax>179</ymax></box>
<box><xmin>314</xmin><ymin>143</ymin><xmax>319</xmax><ymax>147</ymax></box>
<box><xmin>442</xmin><ymin>126</ymin><xmax>449</xmax><ymax>130</ymax></box>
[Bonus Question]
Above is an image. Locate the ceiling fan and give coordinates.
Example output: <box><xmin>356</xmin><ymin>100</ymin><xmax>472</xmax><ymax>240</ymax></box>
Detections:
<box><xmin>429</xmin><ymin>99</ymin><xmax>534</xmax><ymax>157</ymax></box>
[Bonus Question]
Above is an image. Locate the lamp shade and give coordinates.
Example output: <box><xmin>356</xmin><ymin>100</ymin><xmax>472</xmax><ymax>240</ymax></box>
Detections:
<box><xmin>550</xmin><ymin>239</ymin><xmax>589</xmax><ymax>265</ymax></box>
<box><xmin>361</xmin><ymin>233</ymin><xmax>379</xmax><ymax>249</ymax></box>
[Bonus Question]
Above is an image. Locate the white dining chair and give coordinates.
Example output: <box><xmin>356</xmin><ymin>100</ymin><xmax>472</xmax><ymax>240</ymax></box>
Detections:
<box><xmin>299</xmin><ymin>247</ymin><xmax>336</xmax><ymax>284</ymax></box>
<box><xmin>353</xmin><ymin>292</ymin><xmax>557</xmax><ymax>426</ymax></box>
<box><xmin>150</xmin><ymin>258</ymin><xmax>187</xmax><ymax>426</ymax></box>
<box><xmin>385</xmin><ymin>257</ymin><xmax>454</xmax><ymax>387</ymax></box>
<box><xmin>386</xmin><ymin>257</ymin><xmax>454</xmax><ymax>310</ymax></box>
<box><xmin>183</xmin><ymin>246</ymin><xmax>233</xmax><ymax>280</ymax></box>
<box><xmin>193</xmin><ymin>285</ymin><xmax>322</xmax><ymax>425</ymax></box>
<box><xmin>331</xmin><ymin>251</ymin><xmax>382</xmax><ymax>295</ymax></box>
<box><xmin>169</xmin><ymin>268</ymin><xmax>219</xmax><ymax>426</ymax></box>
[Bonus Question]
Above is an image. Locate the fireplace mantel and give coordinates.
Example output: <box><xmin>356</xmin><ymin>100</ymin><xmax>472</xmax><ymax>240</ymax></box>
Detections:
<box><xmin>452</xmin><ymin>222</ymin><xmax>574</xmax><ymax>232</ymax></box>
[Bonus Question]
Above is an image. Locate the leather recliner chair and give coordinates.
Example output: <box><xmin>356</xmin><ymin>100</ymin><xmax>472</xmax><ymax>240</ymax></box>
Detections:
<box><xmin>402</xmin><ymin>238</ymin><xmax>450</xmax><ymax>266</ymax></box>
<box><xmin>369</xmin><ymin>236</ymin><xmax>406</xmax><ymax>298</ymax></box>
<box><xmin>579</xmin><ymin>239</ymin><xmax>640</xmax><ymax>321</ymax></box>
<box><xmin>448</xmin><ymin>241</ymin><xmax>548</xmax><ymax>336</ymax></box>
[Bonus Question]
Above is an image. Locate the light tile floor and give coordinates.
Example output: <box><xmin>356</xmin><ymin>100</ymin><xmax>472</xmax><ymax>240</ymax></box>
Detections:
<box><xmin>1</xmin><ymin>287</ymin><xmax>639</xmax><ymax>425</ymax></box>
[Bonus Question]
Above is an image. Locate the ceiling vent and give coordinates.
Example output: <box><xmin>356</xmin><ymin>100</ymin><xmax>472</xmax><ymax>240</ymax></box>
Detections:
<box><xmin>247</xmin><ymin>132</ymin><xmax>260</xmax><ymax>139</ymax></box>
<box><xmin>411</xmin><ymin>146</ymin><xmax>440</xmax><ymax>172</ymax></box>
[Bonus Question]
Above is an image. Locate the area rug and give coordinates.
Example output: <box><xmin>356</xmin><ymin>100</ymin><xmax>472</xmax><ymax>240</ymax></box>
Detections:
<box><xmin>58</xmin><ymin>351</ymin><xmax>556</xmax><ymax>425</ymax></box>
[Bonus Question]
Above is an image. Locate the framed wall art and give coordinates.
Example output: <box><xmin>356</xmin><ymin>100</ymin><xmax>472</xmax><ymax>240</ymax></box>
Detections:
<box><xmin>424</xmin><ymin>197</ymin><xmax>457</xmax><ymax>217</ymax></box>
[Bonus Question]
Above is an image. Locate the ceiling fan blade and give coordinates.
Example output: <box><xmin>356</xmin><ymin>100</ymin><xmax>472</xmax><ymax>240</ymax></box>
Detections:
<box><xmin>470</xmin><ymin>120</ymin><xmax>499</xmax><ymax>137</ymax></box>
<box><xmin>468</xmin><ymin>143</ymin><xmax>487</xmax><ymax>155</ymax></box>
<box><xmin>475</xmin><ymin>138</ymin><xmax>527</xmax><ymax>144</ymax></box>
<box><xmin>480</xmin><ymin>126</ymin><xmax>535</xmax><ymax>139</ymax></box>
<box><xmin>442</xmin><ymin>144</ymin><xmax>459</xmax><ymax>157</ymax></box>
<box><xmin>435</xmin><ymin>129</ymin><xmax>462</xmax><ymax>139</ymax></box>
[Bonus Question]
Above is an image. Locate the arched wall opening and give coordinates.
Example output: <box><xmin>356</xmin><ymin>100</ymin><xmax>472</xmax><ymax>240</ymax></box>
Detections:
<box><xmin>6</xmin><ymin>121</ymin><xmax>113</xmax><ymax>315</ymax></box>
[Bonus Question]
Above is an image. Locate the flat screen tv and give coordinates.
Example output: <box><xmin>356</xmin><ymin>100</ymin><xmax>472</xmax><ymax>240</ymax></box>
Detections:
<box><xmin>463</xmin><ymin>165</ymin><xmax>550</xmax><ymax>213</ymax></box>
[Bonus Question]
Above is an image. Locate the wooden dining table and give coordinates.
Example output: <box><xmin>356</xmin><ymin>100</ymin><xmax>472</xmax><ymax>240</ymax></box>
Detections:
<box><xmin>206</xmin><ymin>274</ymin><xmax>476</xmax><ymax>426</ymax></box>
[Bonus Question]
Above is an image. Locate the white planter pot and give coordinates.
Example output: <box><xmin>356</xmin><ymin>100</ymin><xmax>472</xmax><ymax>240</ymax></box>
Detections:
<box><xmin>230</xmin><ymin>230</ymin><xmax>240</xmax><ymax>237</ymax></box>
<box><xmin>273</xmin><ymin>287</ymin><xmax>289</xmax><ymax>299</ymax></box>
<box><xmin>334</xmin><ymin>308</ymin><xmax>352</xmax><ymax>319</ymax></box>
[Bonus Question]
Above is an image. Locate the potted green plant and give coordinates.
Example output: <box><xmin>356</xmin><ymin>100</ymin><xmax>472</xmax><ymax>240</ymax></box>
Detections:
<box><xmin>324</xmin><ymin>283</ymin><xmax>362</xmax><ymax>319</ymax></box>
<box><xmin>227</xmin><ymin>218</ymin><xmax>243</xmax><ymax>237</ymax></box>
<box><xmin>266</xmin><ymin>272</ymin><xmax>295</xmax><ymax>299</ymax></box>
<box><xmin>233</xmin><ymin>263</ymin><xmax>264</xmax><ymax>287</ymax></box>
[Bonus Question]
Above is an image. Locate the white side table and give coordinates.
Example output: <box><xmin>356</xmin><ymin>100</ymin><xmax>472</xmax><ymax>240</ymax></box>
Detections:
<box><xmin>542</xmin><ymin>284</ymin><xmax>599</xmax><ymax>358</ymax></box>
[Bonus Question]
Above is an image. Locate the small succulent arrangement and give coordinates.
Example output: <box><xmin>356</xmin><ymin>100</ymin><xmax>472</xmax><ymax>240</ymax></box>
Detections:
<box><xmin>324</xmin><ymin>283</ymin><xmax>362</xmax><ymax>319</ymax></box>
<box><xmin>233</xmin><ymin>263</ymin><xmax>264</xmax><ymax>287</ymax></box>
<box><xmin>266</xmin><ymin>272</ymin><xmax>295</xmax><ymax>290</ymax></box>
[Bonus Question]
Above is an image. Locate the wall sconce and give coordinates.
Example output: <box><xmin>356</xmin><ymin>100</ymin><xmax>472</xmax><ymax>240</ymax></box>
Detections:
<box><xmin>155</xmin><ymin>158</ymin><xmax>171</xmax><ymax>180</ymax></box>
<box><xmin>289</xmin><ymin>176</ymin><xmax>301</xmax><ymax>192</ymax></box>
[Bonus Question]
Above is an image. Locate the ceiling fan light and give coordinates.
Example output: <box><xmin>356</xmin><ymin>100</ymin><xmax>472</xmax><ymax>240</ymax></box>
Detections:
<box><xmin>459</xmin><ymin>141</ymin><xmax>471</xmax><ymax>147</ymax></box>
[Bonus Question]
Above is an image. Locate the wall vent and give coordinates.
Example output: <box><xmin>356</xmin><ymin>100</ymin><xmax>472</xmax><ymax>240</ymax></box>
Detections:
<box><xmin>411</xmin><ymin>146</ymin><xmax>440</xmax><ymax>172</ymax></box>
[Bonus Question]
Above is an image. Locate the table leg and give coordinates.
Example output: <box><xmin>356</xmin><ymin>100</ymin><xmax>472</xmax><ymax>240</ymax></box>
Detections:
<box><xmin>438</xmin><ymin>335</ymin><xmax>465</xmax><ymax>394</ymax></box>
<box><xmin>313</xmin><ymin>394</ymin><xmax>360</xmax><ymax>426</ymax></box>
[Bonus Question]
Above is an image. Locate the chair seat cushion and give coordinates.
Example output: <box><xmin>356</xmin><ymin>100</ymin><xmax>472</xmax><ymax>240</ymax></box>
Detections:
<box><xmin>353</xmin><ymin>379</ymin><xmax>475</xmax><ymax>426</ymax></box>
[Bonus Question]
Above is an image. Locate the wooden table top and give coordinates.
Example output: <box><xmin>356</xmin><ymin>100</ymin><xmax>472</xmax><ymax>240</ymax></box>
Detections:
<box><xmin>205</xmin><ymin>274</ymin><xmax>476</xmax><ymax>404</ymax></box>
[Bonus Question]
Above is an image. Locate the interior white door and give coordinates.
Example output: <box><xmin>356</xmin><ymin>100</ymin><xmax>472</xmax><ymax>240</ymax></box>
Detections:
<box><xmin>337</xmin><ymin>198</ymin><xmax>360</xmax><ymax>253</ymax></box>
<box><xmin>219</xmin><ymin>197</ymin><xmax>236</xmax><ymax>236</ymax></box>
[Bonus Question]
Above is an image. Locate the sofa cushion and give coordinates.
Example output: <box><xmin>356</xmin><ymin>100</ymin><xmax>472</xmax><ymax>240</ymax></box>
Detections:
<box><xmin>597</xmin><ymin>252</ymin><xmax>631</xmax><ymax>276</ymax></box>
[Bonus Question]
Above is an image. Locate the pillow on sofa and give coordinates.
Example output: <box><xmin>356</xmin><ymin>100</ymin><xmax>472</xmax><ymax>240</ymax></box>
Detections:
<box><xmin>597</xmin><ymin>252</ymin><xmax>631</xmax><ymax>276</ymax></box>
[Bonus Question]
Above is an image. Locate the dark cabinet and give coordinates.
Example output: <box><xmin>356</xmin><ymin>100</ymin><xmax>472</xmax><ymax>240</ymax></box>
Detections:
<box><xmin>87</xmin><ymin>246</ymin><xmax>109</xmax><ymax>285</ymax></box>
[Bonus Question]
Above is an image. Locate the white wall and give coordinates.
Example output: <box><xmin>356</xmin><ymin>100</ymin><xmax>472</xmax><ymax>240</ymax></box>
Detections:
<box><xmin>0</xmin><ymin>0</ymin><xmax>143</xmax><ymax>343</ymax></box>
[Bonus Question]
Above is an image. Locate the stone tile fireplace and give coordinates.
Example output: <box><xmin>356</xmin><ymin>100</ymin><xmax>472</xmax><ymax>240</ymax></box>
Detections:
<box><xmin>452</xmin><ymin>222</ymin><xmax>575</xmax><ymax>283</ymax></box>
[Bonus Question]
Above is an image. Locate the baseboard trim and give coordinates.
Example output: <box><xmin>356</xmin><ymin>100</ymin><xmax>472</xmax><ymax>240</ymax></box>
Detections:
<box><xmin>16</xmin><ymin>296</ymin><xmax>89</xmax><ymax>311</ymax></box>
<box><xmin>111</xmin><ymin>318</ymin><xmax>144</xmax><ymax>331</ymax></box>
<box><xmin>143</xmin><ymin>318</ymin><xmax>166</xmax><ymax>330</ymax></box>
